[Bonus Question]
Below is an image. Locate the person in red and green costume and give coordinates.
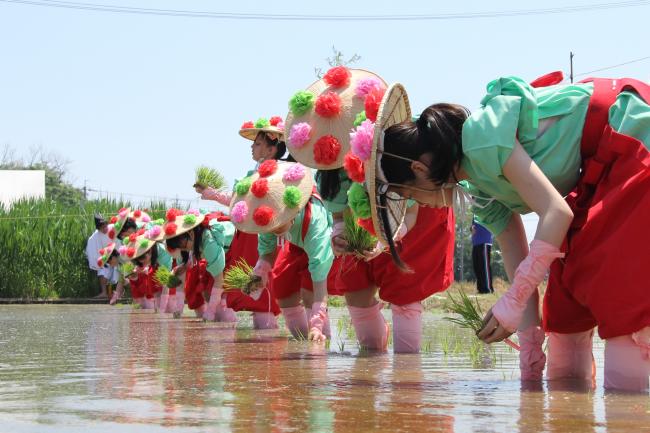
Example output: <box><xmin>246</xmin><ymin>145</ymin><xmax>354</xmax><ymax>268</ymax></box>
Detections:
<box><xmin>367</xmin><ymin>72</ymin><xmax>650</xmax><ymax>392</ymax></box>
<box><xmin>229</xmin><ymin>160</ymin><xmax>336</xmax><ymax>342</ymax></box>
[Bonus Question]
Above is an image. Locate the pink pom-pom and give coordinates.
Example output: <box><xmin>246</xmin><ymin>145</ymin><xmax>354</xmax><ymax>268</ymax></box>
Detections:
<box><xmin>187</xmin><ymin>208</ymin><xmax>200</xmax><ymax>216</ymax></box>
<box><xmin>276</xmin><ymin>120</ymin><xmax>285</xmax><ymax>131</ymax></box>
<box><xmin>141</xmin><ymin>215</ymin><xmax>151</xmax><ymax>223</ymax></box>
<box><xmin>283</xmin><ymin>164</ymin><xmax>306</xmax><ymax>182</ymax></box>
<box><xmin>355</xmin><ymin>78</ymin><xmax>384</xmax><ymax>99</ymax></box>
<box><xmin>118</xmin><ymin>246</ymin><xmax>128</xmax><ymax>256</ymax></box>
<box><xmin>147</xmin><ymin>226</ymin><xmax>162</xmax><ymax>239</ymax></box>
<box><xmin>231</xmin><ymin>201</ymin><xmax>248</xmax><ymax>224</ymax></box>
<box><xmin>118</xmin><ymin>209</ymin><xmax>128</xmax><ymax>218</ymax></box>
<box><xmin>350</xmin><ymin>119</ymin><xmax>374</xmax><ymax>161</ymax></box>
<box><xmin>288</xmin><ymin>123</ymin><xmax>312</xmax><ymax>149</ymax></box>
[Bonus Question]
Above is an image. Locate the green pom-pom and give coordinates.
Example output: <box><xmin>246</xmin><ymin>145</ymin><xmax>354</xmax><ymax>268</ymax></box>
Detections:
<box><xmin>348</xmin><ymin>182</ymin><xmax>371</xmax><ymax>219</ymax></box>
<box><xmin>254</xmin><ymin>117</ymin><xmax>270</xmax><ymax>128</ymax></box>
<box><xmin>154</xmin><ymin>218</ymin><xmax>164</xmax><ymax>225</ymax></box>
<box><xmin>283</xmin><ymin>186</ymin><xmax>302</xmax><ymax>208</ymax></box>
<box><xmin>353</xmin><ymin>111</ymin><xmax>367</xmax><ymax>127</ymax></box>
<box><xmin>235</xmin><ymin>177</ymin><xmax>252</xmax><ymax>195</ymax></box>
<box><xmin>288</xmin><ymin>91</ymin><xmax>314</xmax><ymax>116</ymax></box>
<box><xmin>114</xmin><ymin>221</ymin><xmax>122</xmax><ymax>231</ymax></box>
<box><xmin>183</xmin><ymin>214</ymin><xmax>197</xmax><ymax>225</ymax></box>
<box><xmin>139</xmin><ymin>239</ymin><xmax>149</xmax><ymax>249</ymax></box>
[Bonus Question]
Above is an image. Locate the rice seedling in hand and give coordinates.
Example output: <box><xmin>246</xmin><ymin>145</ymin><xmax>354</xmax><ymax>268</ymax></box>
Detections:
<box><xmin>343</xmin><ymin>211</ymin><xmax>377</xmax><ymax>256</ymax></box>
<box><xmin>444</xmin><ymin>290</ymin><xmax>520</xmax><ymax>351</ymax></box>
<box><xmin>195</xmin><ymin>166</ymin><xmax>226</xmax><ymax>190</ymax></box>
<box><xmin>224</xmin><ymin>259</ymin><xmax>261</xmax><ymax>295</ymax></box>
<box><xmin>121</xmin><ymin>262</ymin><xmax>136</xmax><ymax>278</ymax></box>
<box><xmin>153</xmin><ymin>266</ymin><xmax>182</xmax><ymax>288</ymax></box>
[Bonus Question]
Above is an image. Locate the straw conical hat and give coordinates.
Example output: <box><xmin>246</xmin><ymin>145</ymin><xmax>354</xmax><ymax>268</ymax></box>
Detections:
<box><xmin>284</xmin><ymin>67</ymin><xmax>387</xmax><ymax>170</ymax></box>
<box><xmin>229</xmin><ymin>161</ymin><xmax>313</xmax><ymax>234</ymax></box>
<box><xmin>239</xmin><ymin>116</ymin><xmax>285</xmax><ymax>141</ymax></box>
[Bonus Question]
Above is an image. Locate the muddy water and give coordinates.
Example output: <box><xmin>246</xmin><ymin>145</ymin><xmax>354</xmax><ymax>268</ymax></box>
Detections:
<box><xmin>0</xmin><ymin>305</ymin><xmax>648</xmax><ymax>432</ymax></box>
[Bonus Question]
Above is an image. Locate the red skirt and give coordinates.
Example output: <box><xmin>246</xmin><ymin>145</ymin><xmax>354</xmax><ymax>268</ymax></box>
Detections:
<box><xmin>128</xmin><ymin>276</ymin><xmax>146</xmax><ymax>299</ymax></box>
<box><xmin>184</xmin><ymin>259</ymin><xmax>211</xmax><ymax>310</ymax></box>
<box><xmin>544</xmin><ymin>80</ymin><xmax>650</xmax><ymax>339</ymax></box>
<box><xmin>269</xmin><ymin>242</ymin><xmax>342</xmax><ymax>300</ymax></box>
<box><xmin>335</xmin><ymin>206</ymin><xmax>455</xmax><ymax>305</ymax></box>
<box><xmin>223</xmin><ymin>230</ymin><xmax>282</xmax><ymax>314</ymax></box>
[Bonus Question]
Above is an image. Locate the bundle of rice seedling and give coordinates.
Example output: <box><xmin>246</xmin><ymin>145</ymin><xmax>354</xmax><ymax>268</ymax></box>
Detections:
<box><xmin>343</xmin><ymin>211</ymin><xmax>377</xmax><ymax>256</ymax></box>
<box><xmin>224</xmin><ymin>259</ymin><xmax>261</xmax><ymax>295</ymax></box>
<box><xmin>195</xmin><ymin>166</ymin><xmax>226</xmax><ymax>190</ymax></box>
<box><xmin>121</xmin><ymin>262</ymin><xmax>136</xmax><ymax>278</ymax></box>
<box><xmin>444</xmin><ymin>290</ymin><xmax>520</xmax><ymax>351</ymax></box>
<box><xmin>153</xmin><ymin>266</ymin><xmax>182</xmax><ymax>288</ymax></box>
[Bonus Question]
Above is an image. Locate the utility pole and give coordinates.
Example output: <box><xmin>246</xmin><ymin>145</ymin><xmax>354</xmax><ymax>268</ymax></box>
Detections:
<box><xmin>570</xmin><ymin>51</ymin><xmax>575</xmax><ymax>83</ymax></box>
<box><xmin>83</xmin><ymin>179</ymin><xmax>88</xmax><ymax>201</ymax></box>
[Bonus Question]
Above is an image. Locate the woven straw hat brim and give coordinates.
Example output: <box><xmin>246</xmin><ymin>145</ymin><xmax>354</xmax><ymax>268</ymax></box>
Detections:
<box><xmin>284</xmin><ymin>69</ymin><xmax>387</xmax><ymax>170</ymax></box>
<box><xmin>365</xmin><ymin>83</ymin><xmax>412</xmax><ymax>247</ymax></box>
<box><xmin>239</xmin><ymin>127</ymin><xmax>285</xmax><ymax>141</ymax></box>
<box><xmin>97</xmin><ymin>242</ymin><xmax>116</xmax><ymax>266</ymax></box>
<box><xmin>163</xmin><ymin>214</ymin><xmax>206</xmax><ymax>240</ymax></box>
<box><xmin>229</xmin><ymin>162</ymin><xmax>313</xmax><ymax>234</ymax></box>
<box><xmin>130</xmin><ymin>236</ymin><xmax>159</xmax><ymax>260</ymax></box>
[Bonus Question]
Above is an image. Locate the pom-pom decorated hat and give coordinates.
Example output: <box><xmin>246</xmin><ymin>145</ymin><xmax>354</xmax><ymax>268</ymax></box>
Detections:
<box><xmin>96</xmin><ymin>242</ymin><xmax>117</xmax><ymax>268</ymax></box>
<box><xmin>363</xmin><ymin>83</ymin><xmax>412</xmax><ymax>246</ymax></box>
<box><xmin>107</xmin><ymin>208</ymin><xmax>152</xmax><ymax>240</ymax></box>
<box><xmin>283</xmin><ymin>67</ymin><xmax>387</xmax><ymax>170</ymax></box>
<box><xmin>162</xmin><ymin>208</ymin><xmax>206</xmax><ymax>240</ymax></box>
<box><xmin>239</xmin><ymin>116</ymin><xmax>285</xmax><ymax>141</ymax></box>
<box><xmin>229</xmin><ymin>161</ymin><xmax>313</xmax><ymax>234</ymax></box>
<box><xmin>117</xmin><ymin>220</ymin><xmax>165</xmax><ymax>260</ymax></box>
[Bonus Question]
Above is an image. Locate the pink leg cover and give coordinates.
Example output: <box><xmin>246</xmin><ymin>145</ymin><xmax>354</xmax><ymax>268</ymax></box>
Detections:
<box><xmin>391</xmin><ymin>302</ymin><xmax>422</xmax><ymax>354</ymax></box>
<box><xmin>143</xmin><ymin>297</ymin><xmax>155</xmax><ymax>310</ymax></box>
<box><xmin>281</xmin><ymin>305</ymin><xmax>309</xmax><ymax>339</ymax></box>
<box><xmin>348</xmin><ymin>302</ymin><xmax>389</xmax><ymax>351</ymax></box>
<box><xmin>203</xmin><ymin>287</ymin><xmax>222</xmax><ymax>321</ymax></box>
<box><xmin>305</xmin><ymin>307</ymin><xmax>331</xmax><ymax>338</ymax></box>
<box><xmin>604</xmin><ymin>334</ymin><xmax>650</xmax><ymax>392</ymax></box>
<box><xmin>174</xmin><ymin>291</ymin><xmax>185</xmax><ymax>316</ymax></box>
<box><xmin>164</xmin><ymin>294</ymin><xmax>175</xmax><ymax>313</ymax></box>
<box><xmin>518</xmin><ymin>326</ymin><xmax>548</xmax><ymax>381</ymax></box>
<box><xmin>253</xmin><ymin>312</ymin><xmax>278</xmax><ymax>329</ymax></box>
<box><xmin>547</xmin><ymin>330</ymin><xmax>594</xmax><ymax>381</ymax></box>
<box><xmin>193</xmin><ymin>304</ymin><xmax>206</xmax><ymax>318</ymax></box>
<box><xmin>216</xmin><ymin>298</ymin><xmax>238</xmax><ymax>323</ymax></box>
<box><xmin>158</xmin><ymin>294</ymin><xmax>169</xmax><ymax>314</ymax></box>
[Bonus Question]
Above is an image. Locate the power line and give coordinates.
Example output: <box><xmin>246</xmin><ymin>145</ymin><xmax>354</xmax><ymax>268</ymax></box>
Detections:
<box><xmin>575</xmin><ymin>55</ymin><xmax>650</xmax><ymax>77</ymax></box>
<box><xmin>1</xmin><ymin>0</ymin><xmax>649</xmax><ymax>20</ymax></box>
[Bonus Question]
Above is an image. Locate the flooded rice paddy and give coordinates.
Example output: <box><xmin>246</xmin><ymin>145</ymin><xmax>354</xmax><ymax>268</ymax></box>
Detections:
<box><xmin>0</xmin><ymin>305</ymin><xmax>648</xmax><ymax>432</ymax></box>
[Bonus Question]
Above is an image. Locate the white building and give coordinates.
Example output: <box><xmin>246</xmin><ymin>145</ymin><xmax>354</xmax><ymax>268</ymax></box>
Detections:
<box><xmin>0</xmin><ymin>170</ymin><xmax>46</xmax><ymax>210</ymax></box>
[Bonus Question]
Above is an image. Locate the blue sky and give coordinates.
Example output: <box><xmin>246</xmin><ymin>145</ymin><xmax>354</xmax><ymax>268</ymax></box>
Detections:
<box><xmin>1</xmin><ymin>0</ymin><xmax>649</xmax><ymax>237</ymax></box>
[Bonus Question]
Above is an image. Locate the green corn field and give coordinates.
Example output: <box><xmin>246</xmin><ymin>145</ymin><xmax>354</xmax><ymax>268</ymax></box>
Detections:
<box><xmin>0</xmin><ymin>198</ymin><xmax>168</xmax><ymax>299</ymax></box>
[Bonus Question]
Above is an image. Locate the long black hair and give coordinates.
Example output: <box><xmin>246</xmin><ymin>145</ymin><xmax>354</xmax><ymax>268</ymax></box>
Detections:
<box><xmin>258</xmin><ymin>131</ymin><xmax>294</xmax><ymax>161</ymax></box>
<box><xmin>315</xmin><ymin>168</ymin><xmax>342</xmax><ymax>202</ymax></box>
<box><xmin>379</xmin><ymin>103</ymin><xmax>469</xmax><ymax>269</ymax></box>
<box><xmin>117</xmin><ymin>218</ymin><xmax>137</xmax><ymax>239</ymax></box>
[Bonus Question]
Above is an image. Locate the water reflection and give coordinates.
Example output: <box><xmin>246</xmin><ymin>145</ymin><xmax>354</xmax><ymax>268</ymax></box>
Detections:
<box><xmin>0</xmin><ymin>305</ymin><xmax>648</xmax><ymax>433</ymax></box>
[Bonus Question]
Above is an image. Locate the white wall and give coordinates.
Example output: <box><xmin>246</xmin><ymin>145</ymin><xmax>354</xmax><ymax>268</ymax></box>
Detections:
<box><xmin>0</xmin><ymin>170</ymin><xmax>46</xmax><ymax>209</ymax></box>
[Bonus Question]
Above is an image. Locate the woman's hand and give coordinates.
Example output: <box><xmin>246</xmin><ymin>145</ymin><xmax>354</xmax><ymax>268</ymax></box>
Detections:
<box><xmin>172</xmin><ymin>263</ymin><xmax>187</xmax><ymax>276</ymax></box>
<box><xmin>194</xmin><ymin>185</ymin><xmax>205</xmax><ymax>194</ymax></box>
<box><xmin>477</xmin><ymin>308</ymin><xmax>514</xmax><ymax>344</ymax></box>
<box><xmin>331</xmin><ymin>236</ymin><xmax>349</xmax><ymax>256</ymax></box>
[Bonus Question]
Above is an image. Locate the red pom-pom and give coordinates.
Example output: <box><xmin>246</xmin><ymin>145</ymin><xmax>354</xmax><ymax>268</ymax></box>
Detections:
<box><xmin>258</xmin><ymin>159</ymin><xmax>278</xmax><ymax>177</ymax></box>
<box><xmin>166</xmin><ymin>208</ymin><xmax>178</xmax><ymax>222</ymax></box>
<box><xmin>323</xmin><ymin>66</ymin><xmax>351</xmax><ymax>88</ymax></box>
<box><xmin>98</xmin><ymin>248</ymin><xmax>105</xmax><ymax>255</ymax></box>
<box><xmin>357</xmin><ymin>217</ymin><xmax>377</xmax><ymax>236</ymax></box>
<box><xmin>314</xmin><ymin>92</ymin><xmax>342</xmax><ymax>118</ymax></box>
<box><xmin>364</xmin><ymin>88</ymin><xmax>386</xmax><ymax>123</ymax></box>
<box><xmin>343</xmin><ymin>152</ymin><xmax>366</xmax><ymax>182</ymax></box>
<box><xmin>251</xmin><ymin>178</ymin><xmax>269</xmax><ymax>198</ymax></box>
<box><xmin>164</xmin><ymin>223</ymin><xmax>177</xmax><ymax>236</ymax></box>
<box><xmin>253</xmin><ymin>206</ymin><xmax>274</xmax><ymax>226</ymax></box>
<box><xmin>109</xmin><ymin>216</ymin><xmax>117</xmax><ymax>224</ymax></box>
<box><xmin>108</xmin><ymin>229</ymin><xmax>115</xmax><ymax>239</ymax></box>
<box><xmin>133</xmin><ymin>209</ymin><xmax>141</xmax><ymax>218</ymax></box>
<box><xmin>269</xmin><ymin>116</ymin><xmax>283</xmax><ymax>126</ymax></box>
<box><xmin>129</xmin><ymin>233</ymin><xmax>137</xmax><ymax>243</ymax></box>
<box><xmin>313</xmin><ymin>135</ymin><xmax>341</xmax><ymax>165</ymax></box>
<box><xmin>97</xmin><ymin>258</ymin><xmax>104</xmax><ymax>267</ymax></box>
<box><xmin>241</xmin><ymin>121</ymin><xmax>254</xmax><ymax>129</ymax></box>
<box><xmin>126</xmin><ymin>247</ymin><xmax>136</xmax><ymax>258</ymax></box>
